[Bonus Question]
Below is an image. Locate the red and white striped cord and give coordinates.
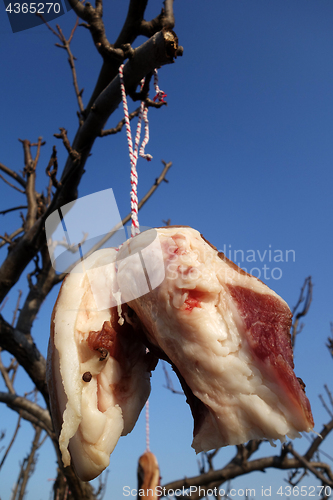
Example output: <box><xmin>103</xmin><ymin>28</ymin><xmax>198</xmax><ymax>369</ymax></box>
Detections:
<box><xmin>139</xmin><ymin>105</ymin><xmax>152</xmax><ymax>161</ymax></box>
<box><xmin>119</xmin><ymin>64</ymin><xmax>152</xmax><ymax>237</ymax></box>
<box><xmin>119</xmin><ymin>65</ymin><xmax>167</xmax><ymax>452</ymax></box>
<box><xmin>153</xmin><ymin>69</ymin><xmax>167</xmax><ymax>103</ymax></box>
<box><xmin>145</xmin><ymin>398</ymin><xmax>150</xmax><ymax>452</ymax></box>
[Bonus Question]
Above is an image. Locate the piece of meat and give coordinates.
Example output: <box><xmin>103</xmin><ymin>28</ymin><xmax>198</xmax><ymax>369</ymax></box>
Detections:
<box><xmin>137</xmin><ymin>451</ymin><xmax>160</xmax><ymax>499</ymax></box>
<box><xmin>47</xmin><ymin>248</ymin><xmax>157</xmax><ymax>481</ymax></box>
<box><xmin>117</xmin><ymin>227</ymin><xmax>314</xmax><ymax>452</ymax></box>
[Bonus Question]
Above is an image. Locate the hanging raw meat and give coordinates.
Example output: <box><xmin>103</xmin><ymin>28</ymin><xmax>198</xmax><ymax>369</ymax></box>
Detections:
<box><xmin>137</xmin><ymin>451</ymin><xmax>160</xmax><ymax>499</ymax></box>
<box><xmin>47</xmin><ymin>248</ymin><xmax>157</xmax><ymax>481</ymax></box>
<box><xmin>117</xmin><ymin>226</ymin><xmax>314</xmax><ymax>452</ymax></box>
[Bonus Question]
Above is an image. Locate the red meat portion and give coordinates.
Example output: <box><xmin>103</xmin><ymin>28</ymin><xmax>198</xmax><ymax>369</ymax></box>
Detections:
<box><xmin>227</xmin><ymin>284</ymin><xmax>314</xmax><ymax>429</ymax></box>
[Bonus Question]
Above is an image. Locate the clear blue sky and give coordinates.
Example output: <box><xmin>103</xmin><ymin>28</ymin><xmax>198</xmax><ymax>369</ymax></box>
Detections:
<box><xmin>1</xmin><ymin>1</ymin><xmax>333</xmax><ymax>498</ymax></box>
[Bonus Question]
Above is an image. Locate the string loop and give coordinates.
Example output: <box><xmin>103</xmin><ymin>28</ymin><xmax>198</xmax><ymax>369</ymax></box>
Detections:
<box><xmin>119</xmin><ymin>64</ymin><xmax>152</xmax><ymax>237</ymax></box>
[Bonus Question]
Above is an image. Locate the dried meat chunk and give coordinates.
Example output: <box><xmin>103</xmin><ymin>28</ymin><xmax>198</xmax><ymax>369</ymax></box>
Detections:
<box><xmin>47</xmin><ymin>248</ymin><xmax>156</xmax><ymax>481</ymax></box>
<box><xmin>117</xmin><ymin>227</ymin><xmax>314</xmax><ymax>452</ymax></box>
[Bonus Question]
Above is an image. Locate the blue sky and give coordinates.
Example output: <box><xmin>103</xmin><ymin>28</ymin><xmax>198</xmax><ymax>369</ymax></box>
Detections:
<box><xmin>1</xmin><ymin>1</ymin><xmax>333</xmax><ymax>498</ymax></box>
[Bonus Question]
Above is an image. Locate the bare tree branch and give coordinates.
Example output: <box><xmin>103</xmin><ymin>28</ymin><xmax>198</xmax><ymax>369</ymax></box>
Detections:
<box><xmin>0</xmin><ymin>3</ymin><xmax>182</xmax><ymax>500</ymax></box>
<box><xmin>162</xmin><ymin>418</ymin><xmax>333</xmax><ymax>499</ymax></box>
<box><xmin>0</xmin><ymin>392</ymin><xmax>52</xmax><ymax>433</ymax></box>
<box><xmin>304</xmin><ymin>418</ymin><xmax>333</xmax><ymax>461</ymax></box>
<box><xmin>53</xmin><ymin>128</ymin><xmax>81</xmax><ymax>164</ymax></box>
<box><xmin>100</xmin><ymin>106</ymin><xmax>141</xmax><ymax>136</ymax></box>
<box><xmin>0</xmin><ymin>174</ymin><xmax>25</xmax><ymax>194</ymax></box>
<box><xmin>0</xmin><ymin>163</ymin><xmax>26</xmax><ymax>188</ymax></box>
<box><xmin>16</xmin><ymin>253</ymin><xmax>57</xmax><ymax>336</ymax></box>
<box><xmin>137</xmin><ymin>160</ymin><xmax>172</xmax><ymax>210</ymax></box>
<box><xmin>0</xmin><ymin>413</ymin><xmax>21</xmax><ymax>471</ymax></box>
<box><xmin>327</xmin><ymin>323</ymin><xmax>333</xmax><ymax>359</ymax></box>
<box><xmin>0</xmin><ymin>27</ymin><xmax>178</xmax><ymax>306</ymax></box>
<box><xmin>0</xmin><ymin>349</ymin><xmax>15</xmax><ymax>394</ymax></box>
<box><xmin>0</xmin><ymin>234</ymin><xmax>15</xmax><ymax>245</ymax></box>
<box><xmin>0</xmin><ymin>206</ymin><xmax>28</xmax><ymax>216</ymax></box>
<box><xmin>67</xmin><ymin>0</ymin><xmax>123</xmax><ymax>64</ymax></box>
<box><xmin>59</xmin><ymin>28</ymin><xmax>178</xmax><ymax>186</ymax></box>
<box><xmin>0</xmin><ymin>316</ymin><xmax>48</xmax><ymax>403</ymax></box>
<box><xmin>11</xmin><ymin>289</ymin><xmax>22</xmax><ymax>328</ymax></box>
<box><xmin>0</xmin><ymin>228</ymin><xmax>24</xmax><ymax>250</ymax></box>
<box><xmin>285</xmin><ymin>443</ymin><xmax>333</xmax><ymax>487</ymax></box>
<box><xmin>38</xmin><ymin>15</ymin><xmax>85</xmax><ymax>120</ymax></box>
<box><xmin>100</xmin><ymin>98</ymin><xmax>166</xmax><ymax>137</ymax></box>
<box><xmin>12</xmin><ymin>425</ymin><xmax>44</xmax><ymax>500</ymax></box>
<box><xmin>19</xmin><ymin>138</ymin><xmax>39</xmax><ymax>232</ymax></box>
<box><xmin>162</xmin><ymin>361</ymin><xmax>183</xmax><ymax>395</ymax></box>
<box><xmin>46</xmin><ymin>145</ymin><xmax>60</xmax><ymax>197</ymax></box>
<box><xmin>55</xmin><ymin>160</ymin><xmax>173</xmax><ymax>282</ymax></box>
<box><xmin>140</xmin><ymin>0</ymin><xmax>175</xmax><ymax>37</ymax></box>
<box><xmin>291</xmin><ymin>276</ymin><xmax>313</xmax><ymax>348</ymax></box>
<box><xmin>320</xmin><ymin>392</ymin><xmax>333</xmax><ymax>418</ymax></box>
<box><xmin>163</xmin><ymin>454</ymin><xmax>332</xmax><ymax>499</ymax></box>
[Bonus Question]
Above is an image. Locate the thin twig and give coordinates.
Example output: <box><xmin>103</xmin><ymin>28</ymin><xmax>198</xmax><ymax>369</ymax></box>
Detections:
<box><xmin>38</xmin><ymin>14</ymin><xmax>85</xmax><ymax>118</ymax></box>
<box><xmin>19</xmin><ymin>138</ymin><xmax>39</xmax><ymax>232</ymax></box>
<box><xmin>0</xmin><ymin>206</ymin><xmax>28</xmax><ymax>216</ymax></box>
<box><xmin>0</xmin><ymin>174</ymin><xmax>25</xmax><ymax>194</ymax></box>
<box><xmin>36</xmin><ymin>12</ymin><xmax>61</xmax><ymax>39</ymax></box>
<box><xmin>286</xmin><ymin>443</ymin><xmax>333</xmax><ymax>487</ymax></box>
<box><xmin>0</xmin><ymin>392</ymin><xmax>52</xmax><ymax>434</ymax></box>
<box><xmin>162</xmin><ymin>361</ymin><xmax>183</xmax><ymax>395</ymax></box>
<box><xmin>8</xmin><ymin>359</ymin><xmax>19</xmax><ymax>386</ymax></box>
<box><xmin>54</xmin><ymin>128</ymin><xmax>81</xmax><ymax>164</ymax></box>
<box><xmin>100</xmin><ymin>98</ymin><xmax>167</xmax><ymax>137</ymax></box>
<box><xmin>0</xmin><ymin>348</ymin><xmax>15</xmax><ymax>394</ymax></box>
<box><xmin>327</xmin><ymin>323</ymin><xmax>333</xmax><ymax>359</ymax></box>
<box><xmin>291</xmin><ymin>276</ymin><xmax>313</xmax><ymax>348</ymax></box>
<box><xmin>304</xmin><ymin>417</ymin><xmax>333</xmax><ymax>461</ymax></box>
<box><xmin>100</xmin><ymin>107</ymin><xmax>141</xmax><ymax>136</ymax></box>
<box><xmin>137</xmin><ymin>160</ymin><xmax>172</xmax><ymax>210</ymax></box>
<box><xmin>0</xmin><ymin>413</ymin><xmax>21</xmax><ymax>471</ymax></box>
<box><xmin>0</xmin><ymin>228</ymin><xmax>24</xmax><ymax>249</ymax></box>
<box><xmin>206</xmin><ymin>449</ymin><xmax>219</xmax><ymax>471</ymax></box>
<box><xmin>320</xmin><ymin>394</ymin><xmax>333</xmax><ymax>418</ymax></box>
<box><xmin>0</xmin><ymin>163</ymin><xmax>26</xmax><ymax>188</ymax></box>
<box><xmin>325</xmin><ymin>385</ymin><xmax>333</xmax><ymax>410</ymax></box>
<box><xmin>32</xmin><ymin>136</ymin><xmax>44</xmax><ymax>170</ymax></box>
<box><xmin>0</xmin><ymin>297</ymin><xmax>8</xmax><ymax>313</ymax></box>
<box><xmin>46</xmin><ymin>146</ymin><xmax>60</xmax><ymax>207</ymax></box>
<box><xmin>54</xmin><ymin>160</ymin><xmax>172</xmax><ymax>281</ymax></box>
<box><xmin>14</xmin><ymin>425</ymin><xmax>44</xmax><ymax>500</ymax></box>
<box><xmin>0</xmin><ymin>235</ymin><xmax>12</xmax><ymax>244</ymax></box>
<box><xmin>11</xmin><ymin>290</ymin><xmax>22</xmax><ymax>327</ymax></box>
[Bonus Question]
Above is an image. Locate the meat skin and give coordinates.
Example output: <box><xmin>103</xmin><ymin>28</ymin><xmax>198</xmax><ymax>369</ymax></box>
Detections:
<box><xmin>117</xmin><ymin>227</ymin><xmax>314</xmax><ymax>452</ymax></box>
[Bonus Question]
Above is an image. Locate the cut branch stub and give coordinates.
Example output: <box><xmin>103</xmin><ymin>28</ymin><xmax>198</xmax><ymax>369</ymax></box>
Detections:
<box><xmin>59</xmin><ymin>28</ymin><xmax>179</xmax><ymax>190</ymax></box>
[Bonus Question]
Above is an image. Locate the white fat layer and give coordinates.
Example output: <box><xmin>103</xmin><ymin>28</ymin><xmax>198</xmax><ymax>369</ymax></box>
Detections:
<box><xmin>114</xmin><ymin>290</ymin><xmax>125</xmax><ymax>325</ymax></box>
<box><xmin>54</xmin><ymin>267</ymin><xmax>87</xmax><ymax>467</ymax></box>
<box><xmin>54</xmin><ymin>248</ymin><xmax>151</xmax><ymax>480</ymax></box>
<box><xmin>54</xmin><ymin>250</ymin><xmax>124</xmax><ymax>476</ymax></box>
<box><xmin>68</xmin><ymin>404</ymin><xmax>123</xmax><ymax>481</ymax></box>
<box><xmin>117</xmin><ymin>227</ymin><xmax>311</xmax><ymax>453</ymax></box>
